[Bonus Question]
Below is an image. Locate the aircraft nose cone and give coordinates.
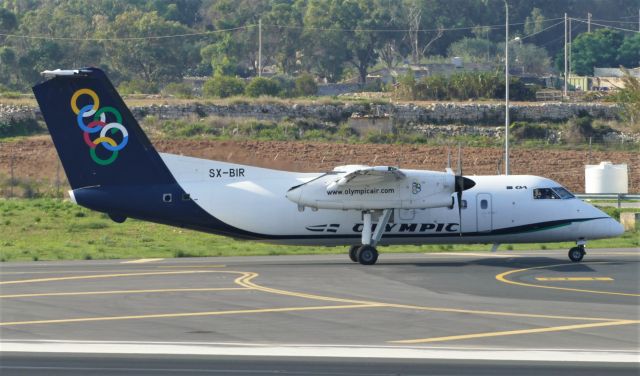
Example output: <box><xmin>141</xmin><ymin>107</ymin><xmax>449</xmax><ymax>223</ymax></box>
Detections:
<box><xmin>286</xmin><ymin>186</ymin><xmax>302</xmax><ymax>204</ymax></box>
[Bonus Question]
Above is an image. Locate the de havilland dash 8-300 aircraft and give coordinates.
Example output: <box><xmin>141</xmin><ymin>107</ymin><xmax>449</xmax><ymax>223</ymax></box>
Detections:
<box><xmin>33</xmin><ymin>68</ymin><xmax>624</xmax><ymax>265</ymax></box>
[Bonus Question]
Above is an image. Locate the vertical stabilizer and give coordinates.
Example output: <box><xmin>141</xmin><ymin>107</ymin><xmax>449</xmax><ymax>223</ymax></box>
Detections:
<box><xmin>32</xmin><ymin>68</ymin><xmax>175</xmax><ymax>189</ymax></box>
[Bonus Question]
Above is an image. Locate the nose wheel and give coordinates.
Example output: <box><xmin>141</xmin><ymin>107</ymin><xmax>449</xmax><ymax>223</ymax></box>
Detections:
<box><xmin>356</xmin><ymin>245</ymin><xmax>378</xmax><ymax>265</ymax></box>
<box><xmin>568</xmin><ymin>245</ymin><xmax>586</xmax><ymax>262</ymax></box>
<box><xmin>348</xmin><ymin>245</ymin><xmax>359</xmax><ymax>262</ymax></box>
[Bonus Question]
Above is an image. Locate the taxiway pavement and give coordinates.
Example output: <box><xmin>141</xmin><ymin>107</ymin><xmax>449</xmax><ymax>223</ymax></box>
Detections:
<box><xmin>1</xmin><ymin>249</ymin><xmax>638</xmax><ymax>374</ymax></box>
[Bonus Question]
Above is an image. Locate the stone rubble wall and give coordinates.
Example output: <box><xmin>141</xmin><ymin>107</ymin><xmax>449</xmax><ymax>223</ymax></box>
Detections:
<box><xmin>0</xmin><ymin>101</ymin><xmax>622</xmax><ymax>127</ymax></box>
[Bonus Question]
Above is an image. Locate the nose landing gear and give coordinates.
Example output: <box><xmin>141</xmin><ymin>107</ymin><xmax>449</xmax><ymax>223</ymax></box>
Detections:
<box><xmin>568</xmin><ymin>241</ymin><xmax>586</xmax><ymax>262</ymax></box>
<box><xmin>347</xmin><ymin>209</ymin><xmax>392</xmax><ymax>265</ymax></box>
<box><xmin>348</xmin><ymin>245</ymin><xmax>359</xmax><ymax>262</ymax></box>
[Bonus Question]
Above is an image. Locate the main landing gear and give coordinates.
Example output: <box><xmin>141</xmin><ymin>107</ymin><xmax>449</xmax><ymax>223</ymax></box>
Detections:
<box><xmin>568</xmin><ymin>240</ymin><xmax>586</xmax><ymax>262</ymax></box>
<box><xmin>348</xmin><ymin>209</ymin><xmax>392</xmax><ymax>265</ymax></box>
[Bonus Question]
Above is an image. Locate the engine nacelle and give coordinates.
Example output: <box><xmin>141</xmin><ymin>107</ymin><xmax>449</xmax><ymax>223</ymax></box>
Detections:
<box><xmin>286</xmin><ymin>169</ymin><xmax>456</xmax><ymax>210</ymax></box>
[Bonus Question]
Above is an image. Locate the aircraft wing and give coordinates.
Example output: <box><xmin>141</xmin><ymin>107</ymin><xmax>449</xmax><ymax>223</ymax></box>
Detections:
<box><xmin>328</xmin><ymin>165</ymin><xmax>406</xmax><ymax>188</ymax></box>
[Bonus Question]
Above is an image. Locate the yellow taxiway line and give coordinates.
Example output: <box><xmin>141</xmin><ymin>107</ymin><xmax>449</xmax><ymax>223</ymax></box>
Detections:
<box><xmin>0</xmin><ymin>287</ymin><xmax>249</xmax><ymax>299</ymax></box>
<box><xmin>0</xmin><ymin>270</ymin><xmax>258</xmax><ymax>286</ymax></box>
<box><xmin>0</xmin><ymin>270</ymin><xmax>220</xmax><ymax>285</ymax></box>
<box><xmin>1</xmin><ymin>266</ymin><xmax>633</xmax><ymax>342</ymax></box>
<box><xmin>235</xmin><ymin>270</ymin><xmax>619</xmax><ymax>322</ymax></box>
<box><xmin>0</xmin><ymin>304</ymin><xmax>384</xmax><ymax>327</ymax></box>
<box><xmin>496</xmin><ymin>262</ymin><xmax>639</xmax><ymax>297</ymax></box>
<box><xmin>390</xmin><ymin>320</ymin><xmax>640</xmax><ymax>344</ymax></box>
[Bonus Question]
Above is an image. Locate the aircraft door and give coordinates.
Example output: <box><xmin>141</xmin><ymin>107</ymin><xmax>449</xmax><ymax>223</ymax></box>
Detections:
<box><xmin>476</xmin><ymin>193</ymin><xmax>492</xmax><ymax>232</ymax></box>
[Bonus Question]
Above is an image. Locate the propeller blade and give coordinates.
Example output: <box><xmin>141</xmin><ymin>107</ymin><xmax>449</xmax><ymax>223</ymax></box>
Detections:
<box><xmin>457</xmin><ymin>189</ymin><xmax>463</xmax><ymax>236</ymax></box>
<box><xmin>456</xmin><ymin>144</ymin><xmax>462</xmax><ymax>176</ymax></box>
<box><xmin>447</xmin><ymin>148</ymin><xmax>452</xmax><ymax>170</ymax></box>
<box><xmin>452</xmin><ymin>145</ymin><xmax>476</xmax><ymax>236</ymax></box>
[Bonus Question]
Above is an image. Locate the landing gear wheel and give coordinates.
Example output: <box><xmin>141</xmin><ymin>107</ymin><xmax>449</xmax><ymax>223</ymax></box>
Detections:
<box><xmin>357</xmin><ymin>245</ymin><xmax>378</xmax><ymax>265</ymax></box>
<box><xmin>568</xmin><ymin>246</ymin><xmax>585</xmax><ymax>262</ymax></box>
<box><xmin>348</xmin><ymin>245</ymin><xmax>359</xmax><ymax>262</ymax></box>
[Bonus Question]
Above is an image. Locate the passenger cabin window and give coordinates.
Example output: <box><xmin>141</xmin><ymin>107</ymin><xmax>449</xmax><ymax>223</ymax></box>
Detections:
<box><xmin>533</xmin><ymin>188</ymin><xmax>560</xmax><ymax>200</ymax></box>
<box><xmin>480</xmin><ymin>199</ymin><xmax>488</xmax><ymax>209</ymax></box>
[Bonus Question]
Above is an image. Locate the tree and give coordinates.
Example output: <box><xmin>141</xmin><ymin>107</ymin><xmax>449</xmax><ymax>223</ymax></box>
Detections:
<box><xmin>304</xmin><ymin>0</ymin><xmax>392</xmax><ymax>84</ymax></box>
<box><xmin>145</xmin><ymin>0</ymin><xmax>203</xmax><ymax>27</ymax></box>
<box><xmin>102</xmin><ymin>10</ymin><xmax>197</xmax><ymax>84</ymax></box>
<box><xmin>343</xmin><ymin>0</ymin><xmax>392</xmax><ymax>84</ymax></box>
<box><xmin>524</xmin><ymin>8</ymin><xmax>545</xmax><ymax>36</ymax></box>
<box><xmin>401</xmin><ymin>0</ymin><xmax>470</xmax><ymax>63</ymax></box>
<box><xmin>501</xmin><ymin>42</ymin><xmax>552</xmax><ymax>75</ymax></box>
<box><xmin>613</xmin><ymin>69</ymin><xmax>640</xmax><ymax>131</ymax></box>
<box><xmin>262</xmin><ymin>2</ymin><xmax>304</xmax><ymax>75</ymax></box>
<box><xmin>16</xmin><ymin>41</ymin><xmax>65</xmax><ymax>87</ymax></box>
<box><xmin>405</xmin><ymin>1</ymin><xmax>444</xmax><ymax>64</ymax></box>
<box><xmin>0</xmin><ymin>47</ymin><xmax>17</xmax><ymax>87</ymax></box>
<box><xmin>201</xmin><ymin>0</ymin><xmax>271</xmax><ymax>76</ymax></box>
<box><xmin>201</xmin><ymin>34</ymin><xmax>244</xmax><ymax>76</ymax></box>
<box><xmin>447</xmin><ymin>37</ymin><xmax>496</xmax><ymax>63</ymax></box>
<box><xmin>617</xmin><ymin>33</ymin><xmax>640</xmax><ymax>69</ymax></box>
<box><xmin>0</xmin><ymin>7</ymin><xmax>17</xmax><ymax>43</ymax></box>
<box><xmin>378</xmin><ymin>40</ymin><xmax>401</xmax><ymax>70</ymax></box>
<box><xmin>301</xmin><ymin>0</ymin><xmax>351</xmax><ymax>82</ymax></box>
<box><xmin>571</xmin><ymin>29</ymin><xmax>624</xmax><ymax>76</ymax></box>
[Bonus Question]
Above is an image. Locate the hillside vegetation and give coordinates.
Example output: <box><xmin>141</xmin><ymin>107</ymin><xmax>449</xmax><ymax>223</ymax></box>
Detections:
<box><xmin>1</xmin><ymin>0</ymin><xmax>638</xmax><ymax>93</ymax></box>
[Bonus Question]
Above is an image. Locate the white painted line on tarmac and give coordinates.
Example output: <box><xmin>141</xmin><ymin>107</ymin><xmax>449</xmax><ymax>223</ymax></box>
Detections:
<box><xmin>428</xmin><ymin>252</ymin><xmax>523</xmax><ymax>258</ymax></box>
<box><xmin>120</xmin><ymin>259</ymin><xmax>164</xmax><ymax>264</ymax></box>
<box><xmin>536</xmin><ymin>277</ymin><xmax>614</xmax><ymax>281</ymax></box>
<box><xmin>1</xmin><ymin>340</ymin><xmax>637</xmax><ymax>363</ymax></box>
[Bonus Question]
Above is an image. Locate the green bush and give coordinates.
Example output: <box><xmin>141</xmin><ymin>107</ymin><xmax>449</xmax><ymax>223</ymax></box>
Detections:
<box><xmin>0</xmin><ymin>118</ymin><xmax>43</xmax><ymax>138</ymax></box>
<box><xmin>396</xmin><ymin>70</ymin><xmax>416</xmax><ymax>99</ymax></box>
<box><xmin>270</xmin><ymin>74</ymin><xmax>296</xmax><ymax>97</ymax></box>
<box><xmin>245</xmin><ymin>77</ymin><xmax>281</xmax><ymax>97</ymax></box>
<box><xmin>510</xmin><ymin>121</ymin><xmax>548</xmax><ymax>140</ymax></box>
<box><xmin>203</xmin><ymin>75</ymin><xmax>245</xmax><ymax>98</ymax></box>
<box><xmin>563</xmin><ymin>115</ymin><xmax>594</xmax><ymax>143</ymax></box>
<box><xmin>363</xmin><ymin>79</ymin><xmax>384</xmax><ymax>92</ymax></box>
<box><xmin>118</xmin><ymin>79</ymin><xmax>159</xmax><ymax>95</ymax></box>
<box><xmin>397</xmin><ymin>71</ymin><xmax>535</xmax><ymax>101</ymax></box>
<box><xmin>0</xmin><ymin>84</ymin><xmax>24</xmax><ymax>98</ymax></box>
<box><xmin>295</xmin><ymin>73</ymin><xmax>318</xmax><ymax>96</ymax></box>
<box><xmin>162</xmin><ymin>82</ymin><xmax>193</xmax><ymax>99</ymax></box>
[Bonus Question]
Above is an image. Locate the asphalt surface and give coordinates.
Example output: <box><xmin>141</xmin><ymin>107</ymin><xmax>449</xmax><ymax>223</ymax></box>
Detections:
<box><xmin>1</xmin><ymin>353</ymin><xmax>637</xmax><ymax>376</ymax></box>
<box><xmin>1</xmin><ymin>249</ymin><xmax>639</xmax><ymax>375</ymax></box>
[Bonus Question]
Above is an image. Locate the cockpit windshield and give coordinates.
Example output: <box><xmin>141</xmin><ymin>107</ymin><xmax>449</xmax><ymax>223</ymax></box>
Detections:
<box><xmin>533</xmin><ymin>187</ymin><xmax>575</xmax><ymax>200</ymax></box>
<box><xmin>552</xmin><ymin>186</ymin><xmax>575</xmax><ymax>199</ymax></box>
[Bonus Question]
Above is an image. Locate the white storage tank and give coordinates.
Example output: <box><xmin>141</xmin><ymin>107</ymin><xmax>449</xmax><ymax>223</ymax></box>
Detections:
<box><xmin>585</xmin><ymin>161</ymin><xmax>628</xmax><ymax>193</ymax></box>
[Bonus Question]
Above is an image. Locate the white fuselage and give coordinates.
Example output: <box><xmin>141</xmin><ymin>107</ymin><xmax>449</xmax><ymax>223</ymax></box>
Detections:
<box><xmin>160</xmin><ymin>153</ymin><xmax>623</xmax><ymax>246</ymax></box>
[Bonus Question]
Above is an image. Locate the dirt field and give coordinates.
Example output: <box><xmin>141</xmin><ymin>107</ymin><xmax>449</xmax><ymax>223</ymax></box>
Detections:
<box><xmin>1</xmin><ymin>136</ymin><xmax>638</xmax><ymax>193</ymax></box>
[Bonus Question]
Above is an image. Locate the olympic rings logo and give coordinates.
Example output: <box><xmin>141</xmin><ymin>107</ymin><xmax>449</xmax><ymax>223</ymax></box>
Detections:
<box><xmin>71</xmin><ymin>88</ymin><xmax>128</xmax><ymax>166</ymax></box>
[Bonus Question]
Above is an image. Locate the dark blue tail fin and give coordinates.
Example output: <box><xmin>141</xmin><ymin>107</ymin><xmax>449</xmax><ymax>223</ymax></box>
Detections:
<box><xmin>32</xmin><ymin>68</ymin><xmax>175</xmax><ymax>189</ymax></box>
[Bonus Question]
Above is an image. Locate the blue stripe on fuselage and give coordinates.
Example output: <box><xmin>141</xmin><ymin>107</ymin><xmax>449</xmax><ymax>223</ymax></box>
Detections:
<box><xmin>73</xmin><ymin>185</ymin><xmax>605</xmax><ymax>242</ymax></box>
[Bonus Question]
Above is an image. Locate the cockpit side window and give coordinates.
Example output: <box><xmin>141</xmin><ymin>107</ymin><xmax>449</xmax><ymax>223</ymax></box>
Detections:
<box><xmin>552</xmin><ymin>186</ymin><xmax>575</xmax><ymax>199</ymax></box>
<box><xmin>533</xmin><ymin>188</ymin><xmax>560</xmax><ymax>199</ymax></box>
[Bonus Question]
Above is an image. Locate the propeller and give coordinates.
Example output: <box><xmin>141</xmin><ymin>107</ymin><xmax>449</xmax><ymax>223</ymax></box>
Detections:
<box><xmin>453</xmin><ymin>145</ymin><xmax>476</xmax><ymax>236</ymax></box>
